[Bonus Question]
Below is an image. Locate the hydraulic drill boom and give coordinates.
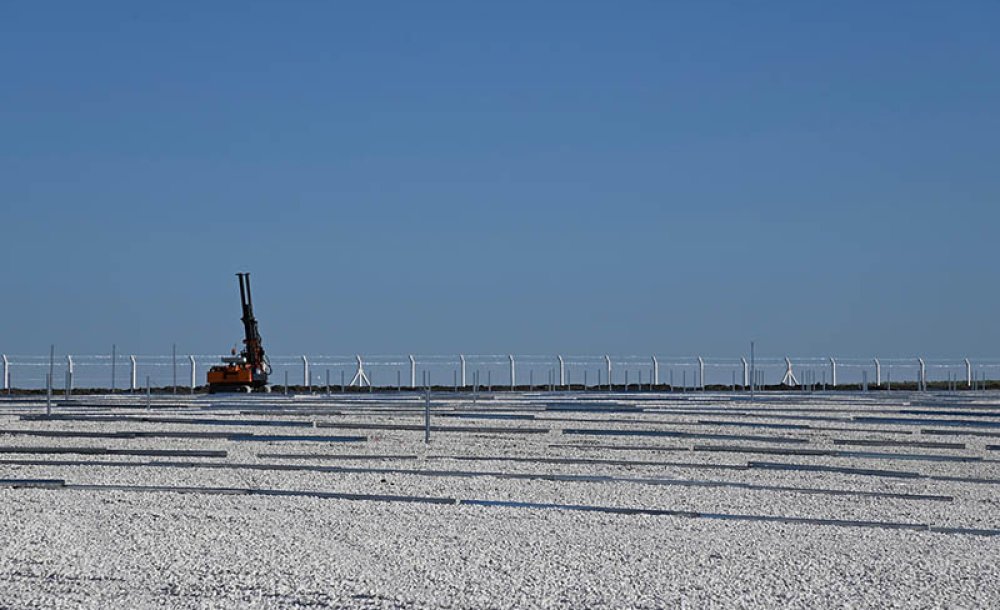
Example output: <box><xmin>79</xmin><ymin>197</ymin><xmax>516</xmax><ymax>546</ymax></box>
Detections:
<box><xmin>206</xmin><ymin>272</ymin><xmax>271</xmax><ymax>392</ymax></box>
<box><xmin>237</xmin><ymin>272</ymin><xmax>266</xmax><ymax>370</ymax></box>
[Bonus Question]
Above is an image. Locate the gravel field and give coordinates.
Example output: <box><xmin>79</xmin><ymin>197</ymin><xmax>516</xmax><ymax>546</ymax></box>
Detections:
<box><xmin>1</xmin><ymin>391</ymin><xmax>999</xmax><ymax>608</ymax></box>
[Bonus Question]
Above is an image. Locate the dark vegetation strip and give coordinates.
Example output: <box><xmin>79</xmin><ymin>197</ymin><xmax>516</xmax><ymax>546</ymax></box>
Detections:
<box><xmin>832</xmin><ymin>439</ymin><xmax>965</xmax><ymax>449</ymax></box>
<box><xmin>315</xmin><ymin>422</ymin><xmax>549</xmax><ymax>434</ymax></box>
<box><xmin>696</xmin><ymin>420</ymin><xmax>811</xmax><ymax>430</ymax></box>
<box><xmin>562</xmin><ymin>429</ymin><xmax>807</xmax><ymax>444</ymax></box>
<box><xmin>21</xmin><ymin>415</ymin><xmax>314</xmax><ymax>428</ymax></box>
<box><xmin>1</xmin><ymin>479</ymin><xmax>990</xmax><ymax>536</ymax></box>
<box><xmin>424</xmin><ymin>455</ymin><xmax>706</xmax><ymax>468</ymax></box>
<box><xmin>854</xmin><ymin>417</ymin><xmax>1000</xmax><ymax>428</ymax></box>
<box><xmin>0</xmin><ymin>429</ymin><xmax>363</xmax><ymax>442</ymax></box>
<box><xmin>227</xmin><ymin>434</ymin><xmax>365</xmax><ymax>442</ymax></box>
<box><xmin>648</xmin><ymin>411</ymin><xmax>855</xmax><ymax>423</ymax></box>
<box><xmin>695</xmin><ymin>445</ymin><xmax>981</xmax><ymax>462</ymax></box>
<box><xmin>438</xmin><ymin>413</ymin><xmax>536</xmax><ymax>420</ymax></box>
<box><xmin>259</xmin><ymin>453</ymin><xmax>419</xmax><ymax>461</ymax></box>
<box><xmin>748</xmin><ymin>461</ymin><xmax>923</xmax><ymax>479</ymax></box>
<box><xmin>922</xmin><ymin>429</ymin><xmax>1000</xmax><ymax>438</ymax></box>
<box><xmin>0</xmin><ymin>457</ymin><xmax>947</xmax><ymax>501</ymax></box>
<box><xmin>0</xmin><ymin>447</ymin><xmax>225</xmax><ymax>457</ymax></box>
<box><xmin>0</xmin><ymin>478</ymin><xmax>66</xmax><ymax>488</ymax></box>
<box><xmin>548</xmin><ymin>443</ymin><xmax>692</xmax><ymax>452</ymax></box>
<box><xmin>900</xmin><ymin>410</ymin><xmax>1000</xmax><ymax>418</ymax></box>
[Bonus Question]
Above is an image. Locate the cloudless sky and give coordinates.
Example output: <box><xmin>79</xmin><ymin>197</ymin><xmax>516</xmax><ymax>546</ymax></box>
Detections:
<box><xmin>2</xmin><ymin>1</ymin><xmax>998</xmax><ymax>359</ymax></box>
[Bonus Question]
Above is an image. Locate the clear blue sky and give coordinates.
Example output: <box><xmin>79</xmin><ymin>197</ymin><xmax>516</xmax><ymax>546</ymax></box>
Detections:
<box><xmin>2</xmin><ymin>1</ymin><xmax>998</xmax><ymax>359</ymax></box>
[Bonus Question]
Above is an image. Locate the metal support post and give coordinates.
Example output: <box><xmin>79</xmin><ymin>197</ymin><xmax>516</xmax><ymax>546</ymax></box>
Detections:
<box><xmin>965</xmin><ymin>358</ymin><xmax>972</xmax><ymax>388</ymax></box>
<box><xmin>409</xmin><ymin>355</ymin><xmax>416</xmax><ymax>388</ymax></box>
<box><xmin>66</xmin><ymin>355</ymin><xmax>73</xmax><ymax>393</ymax></box>
<box><xmin>918</xmin><ymin>358</ymin><xmax>926</xmax><ymax>391</ymax></box>
<box><xmin>172</xmin><ymin>344</ymin><xmax>177</xmax><ymax>394</ymax></box>
<box><xmin>652</xmin><ymin>356</ymin><xmax>659</xmax><ymax>386</ymax></box>
<box><xmin>830</xmin><ymin>357</ymin><xmax>837</xmax><ymax>388</ymax></box>
<box><xmin>1</xmin><ymin>355</ymin><xmax>7</xmax><ymax>392</ymax></box>
<box><xmin>130</xmin><ymin>355</ymin><xmax>137</xmax><ymax>392</ymax></box>
<box><xmin>189</xmin><ymin>356</ymin><xmax>196</xmax><ymax>393</ymax></box>
<box><xmin>874</xmin><ymin>358</ymin><xmax>881</xmax><ymax>387</ymax></box>
<box><xmin>284</xmin><ymin>370</ymin><xmax>289</xmax><ymax>395</ymax></box>
<box><xmin>741</xmin><ymin>357</ymin><xmax>748</xmax><ymax>389</ymax></box>
<box><xmin>509</xmin><ymin>354</ymin><xmax>516</xmax><ymax>389</ymax></box>
<box><xmin>302</xmin><ymin>356</ymin><xmax>309</xmax><ymax>390</ymax></box>
<box><xmin>698</xmin><ymin>356</ymin><xmax>705</xmax><ymax>390</ymax></box>
<box><xmin>46</xmin><ymin>373</ymin><xmax>51</xmax><ymax>415</ymax></box>
<box><xmin>460</xmin><ymin>355</ymin><xmax>466</xmax><ymax>388</ymax></box>
<box><xmin>424</xmin><ymin>388</ymin><xmax>431</xmax><ymax>444</ymax></box>
<box><xmin>605</xmin><ymin>355</ymin><xmax>612</xmax><ymax>391</ymax></box>
<box><xmin>558</xmin><ymin>355</ymin><xmax>565</xmax><ymax>387</ymax></box>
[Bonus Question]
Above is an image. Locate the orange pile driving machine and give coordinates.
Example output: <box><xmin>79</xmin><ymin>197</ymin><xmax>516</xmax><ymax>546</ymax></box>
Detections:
<box><xmin>207</xmin><ymin>273</ymin><xmax>272</xmax><ymax>393</ymax></box>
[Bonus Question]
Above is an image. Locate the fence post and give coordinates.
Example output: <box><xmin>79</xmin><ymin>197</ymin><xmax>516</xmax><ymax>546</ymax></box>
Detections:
<box><xmin>965</xmin><ymin>358</ymin><xmax>972</xmax><ymax>388</ymax></box>
<box><xmin>409</xmin><ymin>355</ymin><xmax>416</xmax><ymax>388</ymax></box>
<box><xmin>509</xmin><ymin>354</ymin><xmax>516</xmax><ymax>390</ymax></box>
<box><xmin>66</xmin><ymin>355</ymin><xmax>73</xmax><ymax>393</ymax></box>
<box><xmin>558</xmin><ymin>355</ymin><xmax>565</xmax><ymax>388</ymax></box>
<box><xmin>189</xmin><ymin>356</ymin><xmax>196</xmax><ymax>393</ymax></box>
<box><xmin>2</xmin><ymin>354</ymin><xmax>9</xmax><ymax>391</ymax></box>
<box><xmin>424</xmin><ymin>388</ymin><xmax>431</xmax><ymax>444</ymax></box>
<box><xmin>918</xmin><ymin>358</ymin><xmax>926</xmax><ymax>391</ymax></box>
<box><xmin>874</xmin><ymin>358</ymin><xmax>881</xmax><ymax>387</ymax></box>
<box><xmin>605</xmin><ymin>355</ymin><xmax>612</xmax><ymax>391</ymax></box>
<box><xmin>829</xmin><ymin>357</ymin><xmax>837</xmax><ymax>388</ymax></box>
<box><xmin>302</xmin><ymin>355</ymin><xmax>309</xmax><ymax>390</ymax></box>
<box><xmin>172</xmin><ymin>344</ymin><xmax>177</xmax><ymax>394</ymax></box>
<box><xmin>130</xmin><ymin>355</ymin><xmax>137</xmax><ymax>392</ymax></box>
<box><xmin>460</xmin><ymin>354</ymin><xmax>466</xmax><ymax>388</ymax></box>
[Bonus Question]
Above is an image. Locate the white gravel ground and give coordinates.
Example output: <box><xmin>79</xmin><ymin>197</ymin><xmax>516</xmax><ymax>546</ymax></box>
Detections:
<box><xmin>1</xmin><ymin>391</ymin><xmax>999</xmax><ymax>608</ymax></box>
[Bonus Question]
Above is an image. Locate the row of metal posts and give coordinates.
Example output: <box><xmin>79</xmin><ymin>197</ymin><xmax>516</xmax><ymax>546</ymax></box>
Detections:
<box><xmin>0</xmin><ymin>351</ymin><xmax>991</xmax><ymax>393</ymax></box>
